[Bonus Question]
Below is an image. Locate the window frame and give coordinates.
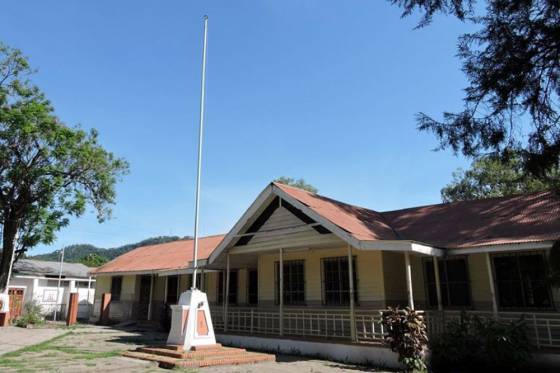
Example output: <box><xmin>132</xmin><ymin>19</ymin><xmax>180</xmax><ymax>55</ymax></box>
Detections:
<box><xmin>110</xmin><ymin>276</ymin><xmax>123</xmax><ymax>302</ymax></box>
<box><xmin>492</xmin><ymin>251</ymin><xmax>553</xmax><ymax>310</ymax></box>
<box><xmin>320</xmin><ymin>256</ymin><xmax>359</xmax><ymax>306</ymax></box>
<box><xmin>217</xmin><ymin>270</ymin><xmax>238</xmax><ymax>305</ymax></box>
<box><xmin>275</xmin><ymin>260</ymin><xmax>306</xmax><ymax>306</ymax></box>
<box><xmin>423</xmin><ymin>257</ymin><xmax>472</xmax><ymax>309</ymax></box>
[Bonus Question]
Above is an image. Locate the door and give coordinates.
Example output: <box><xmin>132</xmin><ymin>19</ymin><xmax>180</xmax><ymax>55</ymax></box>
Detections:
<box><xmin>8</xmin><ymin>288</ymin><xmax>24</xmax><ymax>320</ymax></box>
<box><xmin>137</xmin><ymin>275</ymin><xmax>152</xmax><ymax>320</ymax></box>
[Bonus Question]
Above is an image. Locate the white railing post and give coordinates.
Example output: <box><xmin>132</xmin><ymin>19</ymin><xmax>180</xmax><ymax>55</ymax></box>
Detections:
<box><xmin>224</xmin><ymin>254</ymin><xmax>230</xmax><ymax>332</ymax></box>
<box><xmin>484</xmin><ymin>252</ymin><xmax>498</xmax><ymax>317</ymax></box>
<box><xmin>433</xmin><ymin>257</ymin><xmax>443</xmax><ymax>311</ymax></box>
<box><xmin>347</xmin><ymin>245</ymin><xmax>357</xmax><ymax>342</ymax></box>
<box><xmin>405</xmin><ymin>252</ymin><xmax>414</xmax><ymax>309</ymax></box>
<box><xmin>533</xmin><ymin>314</ymin><xmax>540</xmax><ymax>349</ymax></box>
<box><xmin>279</xmin><ymin>247</ymin><xmax>284</xmax><ymax>336</ymax></box>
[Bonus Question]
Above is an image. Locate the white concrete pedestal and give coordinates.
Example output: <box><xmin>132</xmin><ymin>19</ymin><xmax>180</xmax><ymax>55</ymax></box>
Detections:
<box><xmin>166</xmin><ymin>289</ymin><xmax>216</xmax><ymax>350</ymax></box>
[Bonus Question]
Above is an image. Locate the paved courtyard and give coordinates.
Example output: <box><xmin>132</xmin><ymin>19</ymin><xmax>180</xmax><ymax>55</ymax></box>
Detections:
<box><xmin>0</xmin><ymin>324</ymin><xmax>390</xmax><ymax>372</ymax></box>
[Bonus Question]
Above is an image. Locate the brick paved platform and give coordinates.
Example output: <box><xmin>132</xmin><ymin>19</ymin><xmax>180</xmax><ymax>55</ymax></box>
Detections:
<box><xmin>123</xmin><ymin>343</ymin><xmax>276</xmax><ymax>369</ymax></box>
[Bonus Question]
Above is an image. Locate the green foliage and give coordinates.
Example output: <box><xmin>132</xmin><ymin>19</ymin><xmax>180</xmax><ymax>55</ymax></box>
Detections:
<box><xmin>429</xmin><ymin>313</ymin><xmax>531</xmax><ymax>372</ymax></box>
<box><xmin>14</xmin><ymin>300</ymin><xmax>45</xmax><ymax>327</ymax></box>
<box><xmin>382</xmin><ymin>307</ymin><xmax>428</xmax><ymax>372</ymax></box>
<box><xmin>0</xmin><ymin>42</ymin><xmax>128</xmax><ymax>290</ymax></box>
<box><xmin>441</xmin><ymin>152</ymin><xmax>559</xmax><ymax>202</ymax></box>
<box><xmin>79</xmin><ymin>253</ymin><xmax>108</xmax><ymax>267</ymax></box>
<box><xmin>274</xmin><ymin>177</ymin><xmax>318</xmax><ymax>193</ymax></box>
<box><xmin>31</xmin><ymin>236</ymin><xmax>187</xmax><ymax>263</ymax></box>
<box><xmin>391</xmin><ymin>0</ymin><xmax>560</xmax><ymax>178</ymax></box>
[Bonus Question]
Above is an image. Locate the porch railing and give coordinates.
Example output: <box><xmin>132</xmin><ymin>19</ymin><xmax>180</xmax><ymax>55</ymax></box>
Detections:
<box><xmin>211</xmin><ymin>307</ymin><xmax>560</xmax><ymax>349</ymax></box>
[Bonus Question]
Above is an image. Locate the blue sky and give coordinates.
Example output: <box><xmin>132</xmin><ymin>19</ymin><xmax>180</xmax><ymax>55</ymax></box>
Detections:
<box><xmin>1</xmin><ymin>1</ymin><xmax>472</xmax><ymax>254</ymax></box>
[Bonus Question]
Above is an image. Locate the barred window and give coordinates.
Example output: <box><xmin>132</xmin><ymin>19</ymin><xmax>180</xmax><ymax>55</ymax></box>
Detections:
<box><xmin>111</xmin><ymin>276</ymin><xmax>122</xmax><ymax>302</ymax></box>
<box><xmin>217</xmin><ymin>270</ymin><xmax>238</xmax><ymax>304</ymax></box>
<box><xmin>424</xmin><ymin>258</ymin><xmax>471</xmax><ymax>308</ymax></box>
<box><xmin>493</xmin><ymin>252</ymin><xmax>551</xmax><ymax>309</ymax></box>
<box><xmin>275</xmin><ymin>260</ymin><xmax>305</xmax><ymax>305</ymax></box>
<box><xmin>247</xmin><ymin>269</ymin><xmax>258</xmax><ymax>305</ymax></box>
<box><xmin>321</xmin><ymin>256</ymin><xmax>358</xmax><ymax>306</ymax></box>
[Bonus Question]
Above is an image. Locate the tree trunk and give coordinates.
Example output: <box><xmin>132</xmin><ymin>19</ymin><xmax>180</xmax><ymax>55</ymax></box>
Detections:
<box><xmin>0</xmin><ymin>218</ymin><xmax>18</xmax><ymax>293</ymax></box>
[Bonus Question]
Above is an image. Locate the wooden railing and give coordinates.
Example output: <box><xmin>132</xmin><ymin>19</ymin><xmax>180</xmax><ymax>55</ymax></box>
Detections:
<box><xmin>211</xmin><ymin>307</ymin><xmax>560</xmax><ymax>350</ymax></box>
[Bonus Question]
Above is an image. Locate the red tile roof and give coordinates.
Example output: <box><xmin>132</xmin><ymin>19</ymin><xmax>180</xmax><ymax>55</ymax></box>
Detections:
<box><xmin>276</xmin><ymin>182</ymin><xmax>560</xmax><ymax>249</ymax></box>
<box><xmin>92</xmin><ymin>235</ymin><xmax>225</xmax><ymax>275</ymax></box>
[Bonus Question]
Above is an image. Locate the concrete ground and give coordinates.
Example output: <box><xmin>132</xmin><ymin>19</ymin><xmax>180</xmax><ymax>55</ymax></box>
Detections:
<box><xmin>0</xmin><ymin>326</ymin><xmax>67</xmax><ymax>355</ymax></box>
<box><xmin>0</xmin><ymin>324</ymin><xmax>390</xmax><ymax>372</ymax></box>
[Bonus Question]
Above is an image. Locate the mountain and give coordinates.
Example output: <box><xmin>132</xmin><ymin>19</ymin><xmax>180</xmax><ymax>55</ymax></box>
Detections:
<box><xmin>31</xmin><ymin>236</ymin><xmax>191</xmax><ymax>264</ymax></box>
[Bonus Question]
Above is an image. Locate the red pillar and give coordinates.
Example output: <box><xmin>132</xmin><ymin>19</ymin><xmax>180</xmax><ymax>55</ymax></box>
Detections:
<box><xmin>100</xmin><ymin>293</ymin><xmax>111</xmax><ymax>325</ymax></box>
<box><xmin>66</xmin><ymin>293</ymin><xmax>79</xmax><ymax>326</ymax></box>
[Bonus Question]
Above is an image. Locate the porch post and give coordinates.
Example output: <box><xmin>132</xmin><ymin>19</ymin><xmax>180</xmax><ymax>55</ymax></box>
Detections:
<box><xmin>200</xmin><ymin>269</ymin><xmax>205</xmax><ymax>291</ymax></box>
<box><xmin>224</xmin><ymin>254</ymin><xmax>231</xmax><ymax>332</ymax></box>
<box><xmin>347</xmin><ymin>245</ymin><xmax>357</xmax><ymax>342</ymax></box>
<box><xmin>147</xmin><ymin>274</ymin><xmax>154</xmax><ymax>321</ymax></box>
<box><xmin>433</xmin><ymin>257</ymin><xmax>443</xmax><ymax>311</ymax></box>
<box><xmin>404</xmin><ymin>252</ymin><xmax>414</xmax><ymax>309</ymax></box>
<box><xmin>279</xmin><ymin>247</ymin><xmax>284</xmax><ymax>336</ymax></box>
<box><xmin>164</xmin><ymin>276</ymin><xmax>168</xmax><ymax>303</ymax></box>
<box><xmin>485</xmin><ymin>252</ymin><xmax>499</xmax><ymax>317</ymax></box>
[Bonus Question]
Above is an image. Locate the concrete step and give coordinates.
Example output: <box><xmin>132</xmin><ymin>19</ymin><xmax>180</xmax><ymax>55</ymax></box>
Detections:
<box><xmin>123</xmin><ymin>347</ymin><xmax>275</xmax><ymax>369</ymax></box>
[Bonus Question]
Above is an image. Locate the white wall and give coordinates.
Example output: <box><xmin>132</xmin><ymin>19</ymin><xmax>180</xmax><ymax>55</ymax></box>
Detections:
<box><xmin>8</xmin><ymin>275</ymin><xmax>95</xmax><ymax>319</ymax></box>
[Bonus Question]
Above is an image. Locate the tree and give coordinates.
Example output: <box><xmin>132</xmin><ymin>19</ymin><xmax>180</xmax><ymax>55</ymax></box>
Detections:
<box><xmin>441</xmin><ymin>152</ymin><xmax>559</xmax><ymax>202</ymax></box>
<box><xmin>274</xmin><ymin>177</ymin><xmax>318</xmax><ymax>193</ymax></box>
<box><xmin>0</xmin><ymin>43</ymin><xmax>129</xmax><ymax>291</ymax></box>
<box><xmin>390</xmin><ymin>0</ymin><xmax>560</xmax><ymax>178</ymax></box>
<box><xmin>79</xmin><ymin>253</ymin><xmax>109</xmax><ymax>267</ymax></box>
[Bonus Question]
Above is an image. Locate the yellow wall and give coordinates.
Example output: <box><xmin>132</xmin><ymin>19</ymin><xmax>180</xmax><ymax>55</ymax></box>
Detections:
<box><xmin>468</xmin><ymin>253</ymin><xmax>493</xmax><ymax>310</ymax></box>
<box><xmin>94</xmin><ymin>275</ymin><xmax>111</xmax><ymax>302</ymax></box>
<box><xmin>257</xmin><ymin>246</ymin><xmax>385</xmax><ymax>307</ymax></box>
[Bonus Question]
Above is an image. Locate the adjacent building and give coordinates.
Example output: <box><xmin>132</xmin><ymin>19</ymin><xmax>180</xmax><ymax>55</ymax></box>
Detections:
<box><xmin>9</xmin><ymin>259</ymin><xmax>95</xmax><ymax>320</ymax></box>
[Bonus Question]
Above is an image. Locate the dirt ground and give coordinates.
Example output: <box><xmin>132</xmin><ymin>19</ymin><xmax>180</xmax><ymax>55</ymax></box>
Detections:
<box><xmin>0</xmin><ymin>324</ymin><xmax>390</xmax><ymax>372</ymax></box>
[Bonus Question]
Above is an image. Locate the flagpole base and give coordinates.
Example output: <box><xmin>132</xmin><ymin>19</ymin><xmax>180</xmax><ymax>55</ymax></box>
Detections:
<box><xmin>166</xmin><ymin>289</ymin><xmax>216</xmax><ymax>350</ymax></box>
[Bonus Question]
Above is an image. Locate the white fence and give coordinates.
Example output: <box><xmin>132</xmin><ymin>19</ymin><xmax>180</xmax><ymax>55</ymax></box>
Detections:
<box><xmin>211</xmin><ymin>307</ymin><xmax>560</xmax><ymax>350</ymax></box>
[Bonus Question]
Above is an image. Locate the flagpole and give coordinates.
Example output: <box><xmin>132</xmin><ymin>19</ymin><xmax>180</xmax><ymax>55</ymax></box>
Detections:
<box><xmin>191</xmin><ymin>15</ymin><xmax>208</xmax><ymax>290</ymax></box>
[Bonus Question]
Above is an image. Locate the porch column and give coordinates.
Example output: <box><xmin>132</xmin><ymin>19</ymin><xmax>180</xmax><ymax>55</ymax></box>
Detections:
<box><xmin>147</xmin><ymin>274</ymin><xmax>154</xmax><ymax>321</ymax></box>
<box><xmin>200</xmin><ymin>269</ymin><xmax>205</xmax><ymax>291</ymax></box>
<box><xmin>279</xmin><ymin>247</ymin><xmax>284</xmax><ymax>336</ymax></box>
<box><xmin>164</xmin><ymin>276</ymin><xmax>168</xmax><ymax>303</ymax></box>
<box><xmin>404</xmin><ymin>252</ymin><xmax>414</xmax><ymax>309</ymax></box>
<box><xmin>347</xmin><ymin>245</ymin><xmax>357</xmax><ymax>342</ymax></box>
<box><xmin>224</xmin><ymin>254</ymin><xmax>231</xmax><ymax>332</ymax></box>
<box><xmin>433</xmin><ymin>257</ymin><xmax>443</xmax><ymax>311</ymax></box>
<box><xmin>485</xmin><ymin>252</ymin><xmax>498</xmax><ymax>317</ymax></box>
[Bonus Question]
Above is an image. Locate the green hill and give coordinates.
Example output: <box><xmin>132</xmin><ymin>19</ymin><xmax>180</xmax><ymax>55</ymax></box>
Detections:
<box><xmin>31</xmin><ymin>236</ymin><xmax>191</xmax><ymax>264</ymax></box>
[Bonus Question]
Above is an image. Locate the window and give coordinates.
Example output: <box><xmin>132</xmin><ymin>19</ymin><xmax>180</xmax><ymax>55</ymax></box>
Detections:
<box><xmin>321</xmin><ymin>256</ymin><xmax>358</xmax><ymax>306</ymax></box>
<box><xmin>166</xmin><ymin>275</ymin><xmax>178</xmax><ymax>304</ymax></box>
<box><xmin>493</xmin><ymin>252</ymin><xmax>551</xmax><ymax>309</ymax></box>
<box><xmin>46</xmin><ymin>280</ymin><xmax>67</xmax><ymax>288</ymax></box>
<box><xmin>111</xmin><ymin>276</ymin><xmax>123</xmax><ymax>302</ymax></box>
<box><xmin>217</xmin><ymin>270</ymin><xmax>238</xmax><ymax>304</ymax></box>
<box><xmin>275</xmin><ymin>260</ymin><xmax>305</xmax><ymax>305</ymax></box>
<box><xmin>424</xmin><ymin>258</ymin><xmax>471</xmax><ymax>308</ymax></box>
<box><xmin>247</xmin><ymin>269</ymin><xmax>258</xmax><ymax>305</ymax></box>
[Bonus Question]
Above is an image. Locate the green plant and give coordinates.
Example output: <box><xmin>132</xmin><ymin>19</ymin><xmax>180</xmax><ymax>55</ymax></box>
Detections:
<box><xmin>382</xmin><ymin>307</ymin><xmax>428</xmax><ymax>372</ymax></box>
<box><xmin>14</xmin><ymin>300</ymin><xmax>45</xmax><ymax>327</ymax></box>
<box><xmin>429</xmin><ymin>313</ymin><xmax>531</xmax><ymax>372</ymax></box>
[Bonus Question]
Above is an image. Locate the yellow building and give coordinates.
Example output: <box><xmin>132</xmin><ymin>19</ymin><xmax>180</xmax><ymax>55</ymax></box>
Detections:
<box><xmin>92</xmin><ymin>182</ymin><xmax>560</xmax><ymax>355</ymax></box>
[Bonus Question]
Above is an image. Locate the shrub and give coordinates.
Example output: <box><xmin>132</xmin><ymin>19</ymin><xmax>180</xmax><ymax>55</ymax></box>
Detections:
<box><xmin>14</xmin><ymin>300</ymin><xmax>45</xmax><ymax>328</ymax></box>
<box><xmin>429</xmin><ymin>313</ymin><xmax>531</xmax><ymax>372</ymax></box>
<box><xmin>382</xmin><ymin>307</ymin><xmax>428</xmax><ymax>372</ymax></box>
